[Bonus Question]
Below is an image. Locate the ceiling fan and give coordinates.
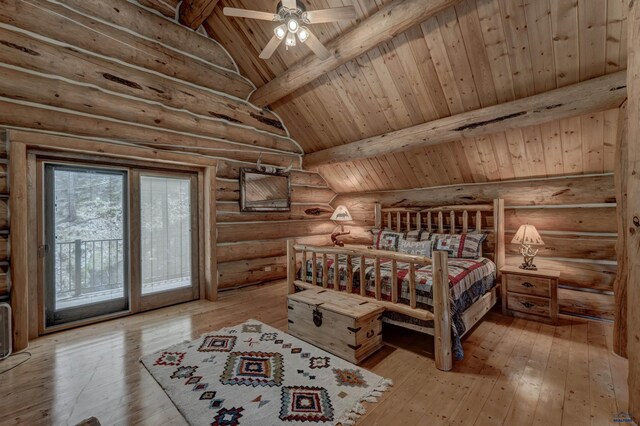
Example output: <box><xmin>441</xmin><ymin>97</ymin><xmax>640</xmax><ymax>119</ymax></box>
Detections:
<box><xmin>223</xmin><ymin>0</ymin><xmax>356</xmax><ymax>60</ymax></box>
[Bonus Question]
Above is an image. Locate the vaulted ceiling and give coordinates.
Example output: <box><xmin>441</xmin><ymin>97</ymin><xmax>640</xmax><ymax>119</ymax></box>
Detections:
<box><xmin>205</xmin><ymin>0</ymin><xmax>627</xmax><ymax>192</ymax></box>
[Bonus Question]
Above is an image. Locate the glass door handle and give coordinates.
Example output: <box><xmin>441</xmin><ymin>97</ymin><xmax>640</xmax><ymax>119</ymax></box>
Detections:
<box><xmin>38</xmin><ymin>244</ymin><xmax>49</xmax><ymax>257</ymax></box>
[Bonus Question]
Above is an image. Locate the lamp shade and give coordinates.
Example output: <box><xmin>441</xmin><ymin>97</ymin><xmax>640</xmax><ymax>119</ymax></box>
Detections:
<box><xmin>330</xmin><ymin>205</ymin><xmax>352</xmax><ymax>222</ymax></box>
<box><xmin>511</xmin><ymin>224</ymin><xmax>544</xmax><ymax>246</ymax></box>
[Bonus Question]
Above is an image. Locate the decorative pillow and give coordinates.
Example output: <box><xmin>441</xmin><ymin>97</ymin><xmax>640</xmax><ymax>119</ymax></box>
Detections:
<box><xmin>432</xmin><ymin>233</ymin><xmax>487</xmax><ymax>259</ymax></box>
<box><xmin>398</xmin><ymin>239</ymin><xmax>432</xmax><ymax>257</ymax></box>
<box><xmin>369</xmin><ymin>228</ymin><xmax>387</xmax><ymax>247</ymax></box>
<box><xmin>403</xmin><ymin>229</ymin><xmax>422</xmax><ymax>242</ymax></box>
<box><xmin>371</xmin><ymin>229</ymin><xmax>402</xmax><ymax>251</ymax></box>
<box><xmin>369</xmin><ymin>228</ymin><xmax>382</xmax><ymax>245</ymax></box>
<box><xmin>419</xmin><ymin>231</ymin><xmax>432</xmax><ymax>242</ymax></box>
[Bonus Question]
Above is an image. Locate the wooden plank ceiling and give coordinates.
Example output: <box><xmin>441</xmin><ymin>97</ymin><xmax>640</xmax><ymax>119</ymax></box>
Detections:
<box><xmin>205</xmin><ymin>0</ymin><xmax>627</xmax><ymax>192</ymax></box>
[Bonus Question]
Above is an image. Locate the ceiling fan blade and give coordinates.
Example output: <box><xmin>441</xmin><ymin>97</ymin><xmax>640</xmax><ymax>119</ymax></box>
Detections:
<box><xmin>305</xmin><ymin>6</ymin><xmax>356</xmax><ymax>23</ymax></box>
<box><xmin>223</xmin><ymin>7</ymin><xmax>279</xmax><ymax>21</ymax></box>
<box><xmin>305</xmin><ymin>31</ymin><xmax>331</xmax><ymax>61</ymax></box>
<box><xmin>259</xmin><ymin>35</ymin><xmax>284</xmax><ymax>59</ymax></box>
<box><xmin>282</xmin><ymin>0</ymin><xmax>297</xmax><ymax>10</ymax></box>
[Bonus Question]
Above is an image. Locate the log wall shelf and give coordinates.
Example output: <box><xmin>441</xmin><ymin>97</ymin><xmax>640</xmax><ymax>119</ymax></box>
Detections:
<box><xmin>501</xmin><ymin>265</ymin><xmax>560</xmax><ymax>325</ymax></box>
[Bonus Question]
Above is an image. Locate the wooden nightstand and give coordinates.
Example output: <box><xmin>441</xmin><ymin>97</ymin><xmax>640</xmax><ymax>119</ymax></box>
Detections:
<box><xmin>501</xmin><ymin>265</ymin><xmax>560</xmax><ymax>325</ymax></box>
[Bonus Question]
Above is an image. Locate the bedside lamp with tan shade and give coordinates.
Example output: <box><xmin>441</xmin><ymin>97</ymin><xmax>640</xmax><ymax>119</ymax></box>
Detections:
<box><xmin>512</xmin><ymin>224</ymin><xmax>544</xmax><ymax>270</ymax></box>
<box><xmin>330</xmin><ymin>205</ymin><xmax>352</xmax><ymax>247</ymax></box>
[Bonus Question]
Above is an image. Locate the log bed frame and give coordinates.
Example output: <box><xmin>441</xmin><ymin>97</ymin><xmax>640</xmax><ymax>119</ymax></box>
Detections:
<box><xmin>287</xmin><ymin>199</ymin><xmax>505</xmax><ymax>371</ymax></box>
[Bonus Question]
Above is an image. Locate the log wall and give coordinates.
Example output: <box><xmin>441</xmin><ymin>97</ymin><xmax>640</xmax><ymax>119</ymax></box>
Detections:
<box><xmin>0</xmin><ymin>0</ymin><xmax>333</xmax><ymax>343</ymax></box>
<box><xmin>215</xmin><ymin>160</ymin><xmax>336</xmax><ymax>290</ymax></box>
<box><xmin>332</xmin><ymin>174</ymin><xmax>617</xmax><ymax>321</ymax></box>
<box><xmin>0</xmin><ymin>0</ymin><xmax>301</xmax><ymax>165</ymax></box>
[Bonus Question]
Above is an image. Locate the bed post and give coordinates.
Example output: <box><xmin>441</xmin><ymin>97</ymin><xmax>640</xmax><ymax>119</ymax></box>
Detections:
<box><xmin>287</xmin><ymin>239</ymin><xmax>296</xmax><ymax>294</ymax></box>
<box><xmin>493</xmin><ymin>199</ymin><xmax>505</xmax><ymax>280</ymax></box>
<box><xmin>374</xmin><ymin>202</ymin><xmax>382</xmax><ymax>229</ymax></box>
<box><xmin>433</xmin><ymin>250</ymin><xmax>452</xmax><ymax>371</ymax></box>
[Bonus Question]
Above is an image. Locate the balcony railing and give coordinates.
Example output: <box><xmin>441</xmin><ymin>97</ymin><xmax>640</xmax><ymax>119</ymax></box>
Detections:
<box><xmin>55</xmin><ymin>237</ymin><xmax>192</xmax><ymax>305</ymax></box>
<box><xmin>55</xmin><ymin>239</ymin><xmax>124</xmax><ymax>301</ymax></box>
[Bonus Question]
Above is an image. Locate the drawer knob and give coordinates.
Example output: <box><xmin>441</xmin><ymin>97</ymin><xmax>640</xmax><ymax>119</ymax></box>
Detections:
<box><xmin>312</xmin><ymin>306</ymin><xmax>323</xmax><ymax>327</ymax></box>
<box><xmin>521</xmin><ymin>301</ymin><xmax>535</xmax><ymax>309</ymax></box>
<box><xmin>521</xmin><ymin>282</ymin><xmax>534</xmax><ymax>288</ymax></box>
<box><xmin>366</xmin><ymin>330</ymin><xmax>374</xmax><ymax>339</ymax></box>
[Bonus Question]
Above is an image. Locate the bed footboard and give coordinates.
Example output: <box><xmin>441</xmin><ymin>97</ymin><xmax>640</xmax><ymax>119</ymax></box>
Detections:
<box><xmin>286</xmin><ymin>241</ymin><xmax>453</xmax><ymax>371</ymax></box>
<box><xmin>432</xmin><ymin>250</ymin><xmax>452</xmax><ymax>371</ymax></box>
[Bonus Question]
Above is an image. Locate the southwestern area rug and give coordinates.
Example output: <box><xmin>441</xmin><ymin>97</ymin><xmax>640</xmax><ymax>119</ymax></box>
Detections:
<box><xmin>141</xmin><ymin>320</ymin><xmax>392</xmax><ymax>426</ymax></box>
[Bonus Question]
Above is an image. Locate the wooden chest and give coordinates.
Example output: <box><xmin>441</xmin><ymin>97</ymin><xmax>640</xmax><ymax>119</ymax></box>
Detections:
<box><xmin>287</xmin><ymin>289</ymin><xmax>384</xmax><ymax>364</ymax></box>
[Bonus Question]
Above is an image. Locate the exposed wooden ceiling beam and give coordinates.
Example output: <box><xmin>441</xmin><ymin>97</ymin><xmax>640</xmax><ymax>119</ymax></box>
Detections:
<box><xmin>304</xmin><ymin>71</ymin><xmax>627</xmax><ymax>169</ymax></box>
<box><xmin>249</xmin><ymin>0</ymin><xmax>460</xmax><ymax>107</ymax></box>
<box><xmin>179</xmin><ymin>0</ymin><xmax>220</xmax><ymax>30</ymax></box>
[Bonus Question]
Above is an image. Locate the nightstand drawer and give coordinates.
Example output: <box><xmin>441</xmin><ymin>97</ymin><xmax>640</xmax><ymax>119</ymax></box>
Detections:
<box><xmin>507</xmin><ymin>293</ymin><xmax>550</xmax><ymax>317</ymax></box>
<box><xmin>506</xmin><ymin>274</ymin><xmax>551</xmax><ymax>297</ymax></box>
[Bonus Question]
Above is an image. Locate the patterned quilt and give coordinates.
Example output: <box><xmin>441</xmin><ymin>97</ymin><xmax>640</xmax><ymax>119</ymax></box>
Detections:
<box><xmin>300</xmin><ymin>256</ymin><xmax>497</xmax><ymax>360</ymax></box>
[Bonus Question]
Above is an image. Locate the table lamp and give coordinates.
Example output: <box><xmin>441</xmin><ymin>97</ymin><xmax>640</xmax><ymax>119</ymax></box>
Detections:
<box><xmin>511</xmin><ymin>224</ymin><xmax>544</xmax><ymax>270</ymax></box>
<box><xmin>330</xmin><ymin>205</ymin><xmax>352</xmax><ymax>247</ymax></box>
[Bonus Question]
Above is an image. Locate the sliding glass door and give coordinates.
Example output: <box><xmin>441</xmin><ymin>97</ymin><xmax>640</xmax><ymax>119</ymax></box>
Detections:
<box><xmin>42</xmin><ymin>162</ymin><xmax>199</xmax><ymax>329</ymax></box>
<box><xmin>44</xmin><ymin>164</ymin><xmax>129</xmax><ymax>327</ymax></box>
<box><xmin>137</xmin><ymin>173</ymin><xmax>198</xmax><ymax>309</ymax></box>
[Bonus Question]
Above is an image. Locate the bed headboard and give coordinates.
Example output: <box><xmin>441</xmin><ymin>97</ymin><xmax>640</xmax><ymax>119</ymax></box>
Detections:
<box><xmin>373</xmin><ymin>199</ymin><xmax>505</xmax><ymax>278</ymax></box>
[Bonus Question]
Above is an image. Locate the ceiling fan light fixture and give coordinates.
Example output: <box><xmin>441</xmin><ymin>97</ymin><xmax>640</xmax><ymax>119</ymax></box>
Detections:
<box><xmin>226</xmin><ymin>2</ymin><xmax>337</xmax><ymax>60</ymax></box>
<box><xmin>297</xmin><ymin>26</ymin><xmax>310</xmax><ymax>43</ymax></box>
<box><xmin>285</xmin><ymin>31</ymin><xmax>297</xmax><ymax>47</ymax></box>
<box><xmin>274</xmin><ymin>24</ymin><xmax>287</xmax><ymax>39</ymax></box>
<box><xmin>287</xmin><ymin>18</ymin><xmax>299</xmax><ymax>33</ymax></box>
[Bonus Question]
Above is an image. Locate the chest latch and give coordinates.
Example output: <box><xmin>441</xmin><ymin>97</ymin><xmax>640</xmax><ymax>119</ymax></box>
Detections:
<box><xmin>312</xmin><ymin>305</ymin><xmax>323</xmax><ymax>327</ymax></box>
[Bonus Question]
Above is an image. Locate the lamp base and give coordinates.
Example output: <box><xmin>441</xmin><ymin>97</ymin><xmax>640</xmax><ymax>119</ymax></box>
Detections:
<box><xmin>518</xmin><ymin>245</ymin><xmax>539</xmax><ymax>271</ymax></box>
<box><xmin>519</xmin><ymin>263</ymin><xmax>538</xmax><ymax>271</ymax></box>
<box><xmin>519</xmin><ymin>253</ymin><xmax>538</xmax><ymax>271</ymax></box>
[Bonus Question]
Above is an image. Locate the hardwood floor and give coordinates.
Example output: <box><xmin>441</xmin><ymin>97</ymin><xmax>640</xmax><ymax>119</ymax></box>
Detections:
<box><xmin>0</xmin><ymin>280</ymin><xmax>630</xmax><ymax>426</ymax></box>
